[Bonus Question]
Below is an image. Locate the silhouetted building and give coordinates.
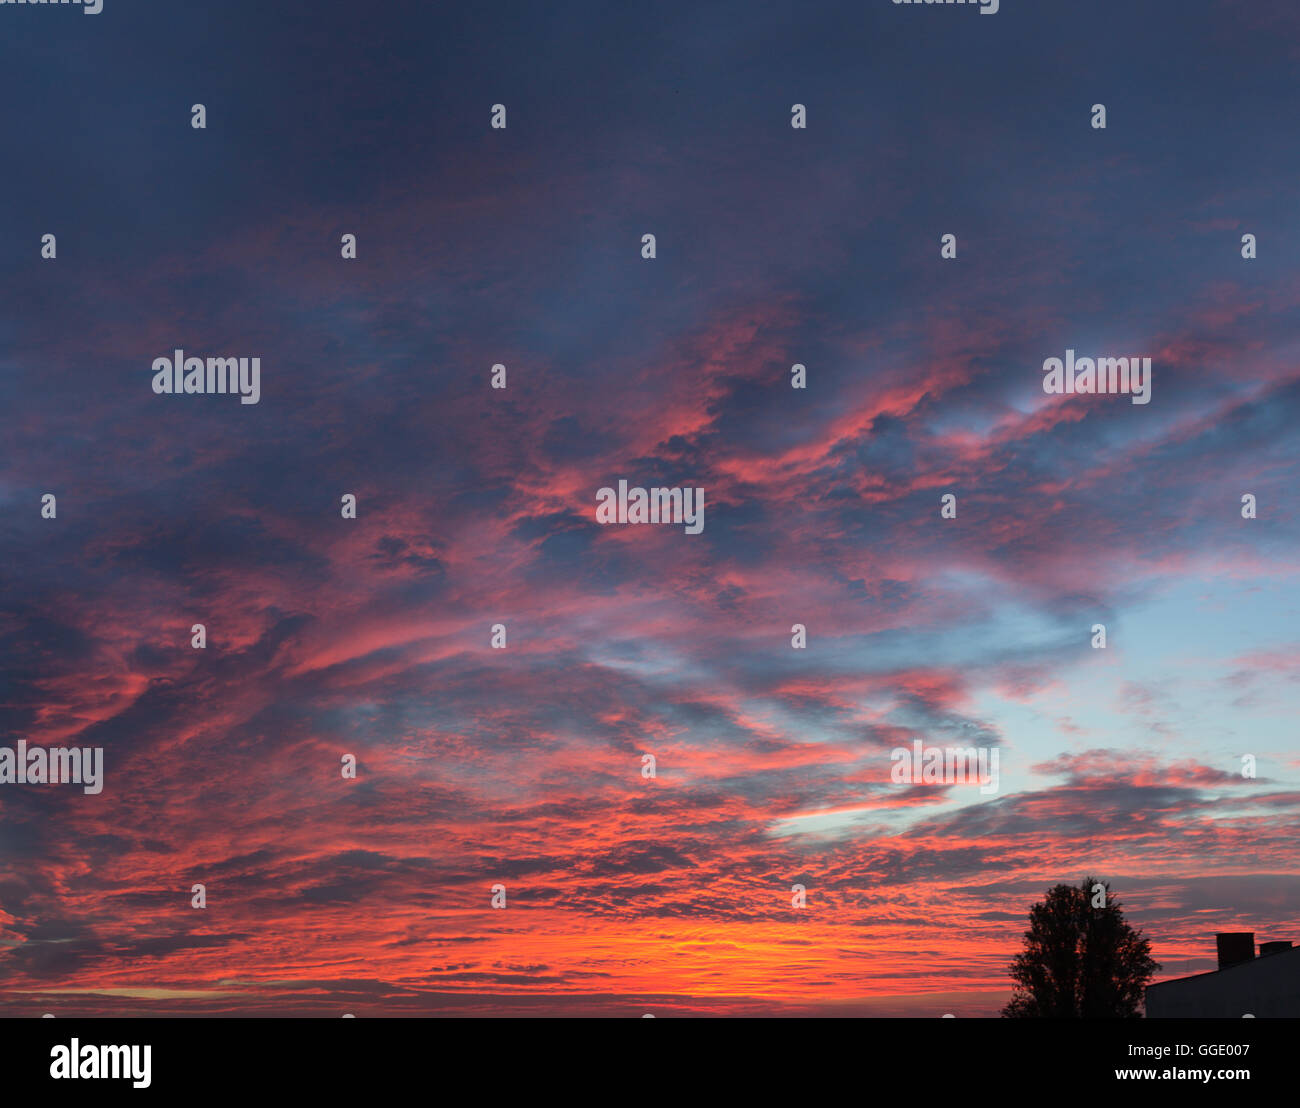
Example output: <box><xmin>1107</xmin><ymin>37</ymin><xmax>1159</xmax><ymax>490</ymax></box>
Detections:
<box><xmin>1145</xmin><ymin>932</ymin><xmax>1300</xmax><ymax>1017</ymax></box>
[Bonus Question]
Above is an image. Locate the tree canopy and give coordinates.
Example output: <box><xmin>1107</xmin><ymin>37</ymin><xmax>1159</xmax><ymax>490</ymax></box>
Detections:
<box><xmin>1002</xmin><ymin>877</ymin><xmax>1159</xmax><ymax>1018</ymax></box>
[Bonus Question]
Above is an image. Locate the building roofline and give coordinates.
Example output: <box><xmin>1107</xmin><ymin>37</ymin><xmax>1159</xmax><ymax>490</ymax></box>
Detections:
<box><xmin>1146</xmin><ymin>943</ymin><xmax>1300</xmax><ymax>991</ymax></box>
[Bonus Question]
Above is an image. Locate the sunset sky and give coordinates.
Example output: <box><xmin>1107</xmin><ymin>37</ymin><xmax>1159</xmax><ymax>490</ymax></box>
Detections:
<box><xmin>2</xmin><ymin>0</ymin><xmax>1299</xmax><ymax>1016</ymax></box>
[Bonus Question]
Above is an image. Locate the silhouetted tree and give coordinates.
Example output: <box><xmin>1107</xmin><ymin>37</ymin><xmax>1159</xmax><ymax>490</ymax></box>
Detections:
<box><xmin>1002</xmin><ymin>877</ymin><xmax>1159</xmax><ymax>1018</ymax></box>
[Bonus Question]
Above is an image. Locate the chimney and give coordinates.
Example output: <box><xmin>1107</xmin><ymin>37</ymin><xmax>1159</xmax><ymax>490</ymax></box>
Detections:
<box><xmin>1216</xmin><ymin>932</ymin><xmax>1255</xmax><ymax>970</ymax></box>
<box><xmin>1260</xmin><ymin>940</ymin><xmax>1293</xmax><ymax>957</ymax></box>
